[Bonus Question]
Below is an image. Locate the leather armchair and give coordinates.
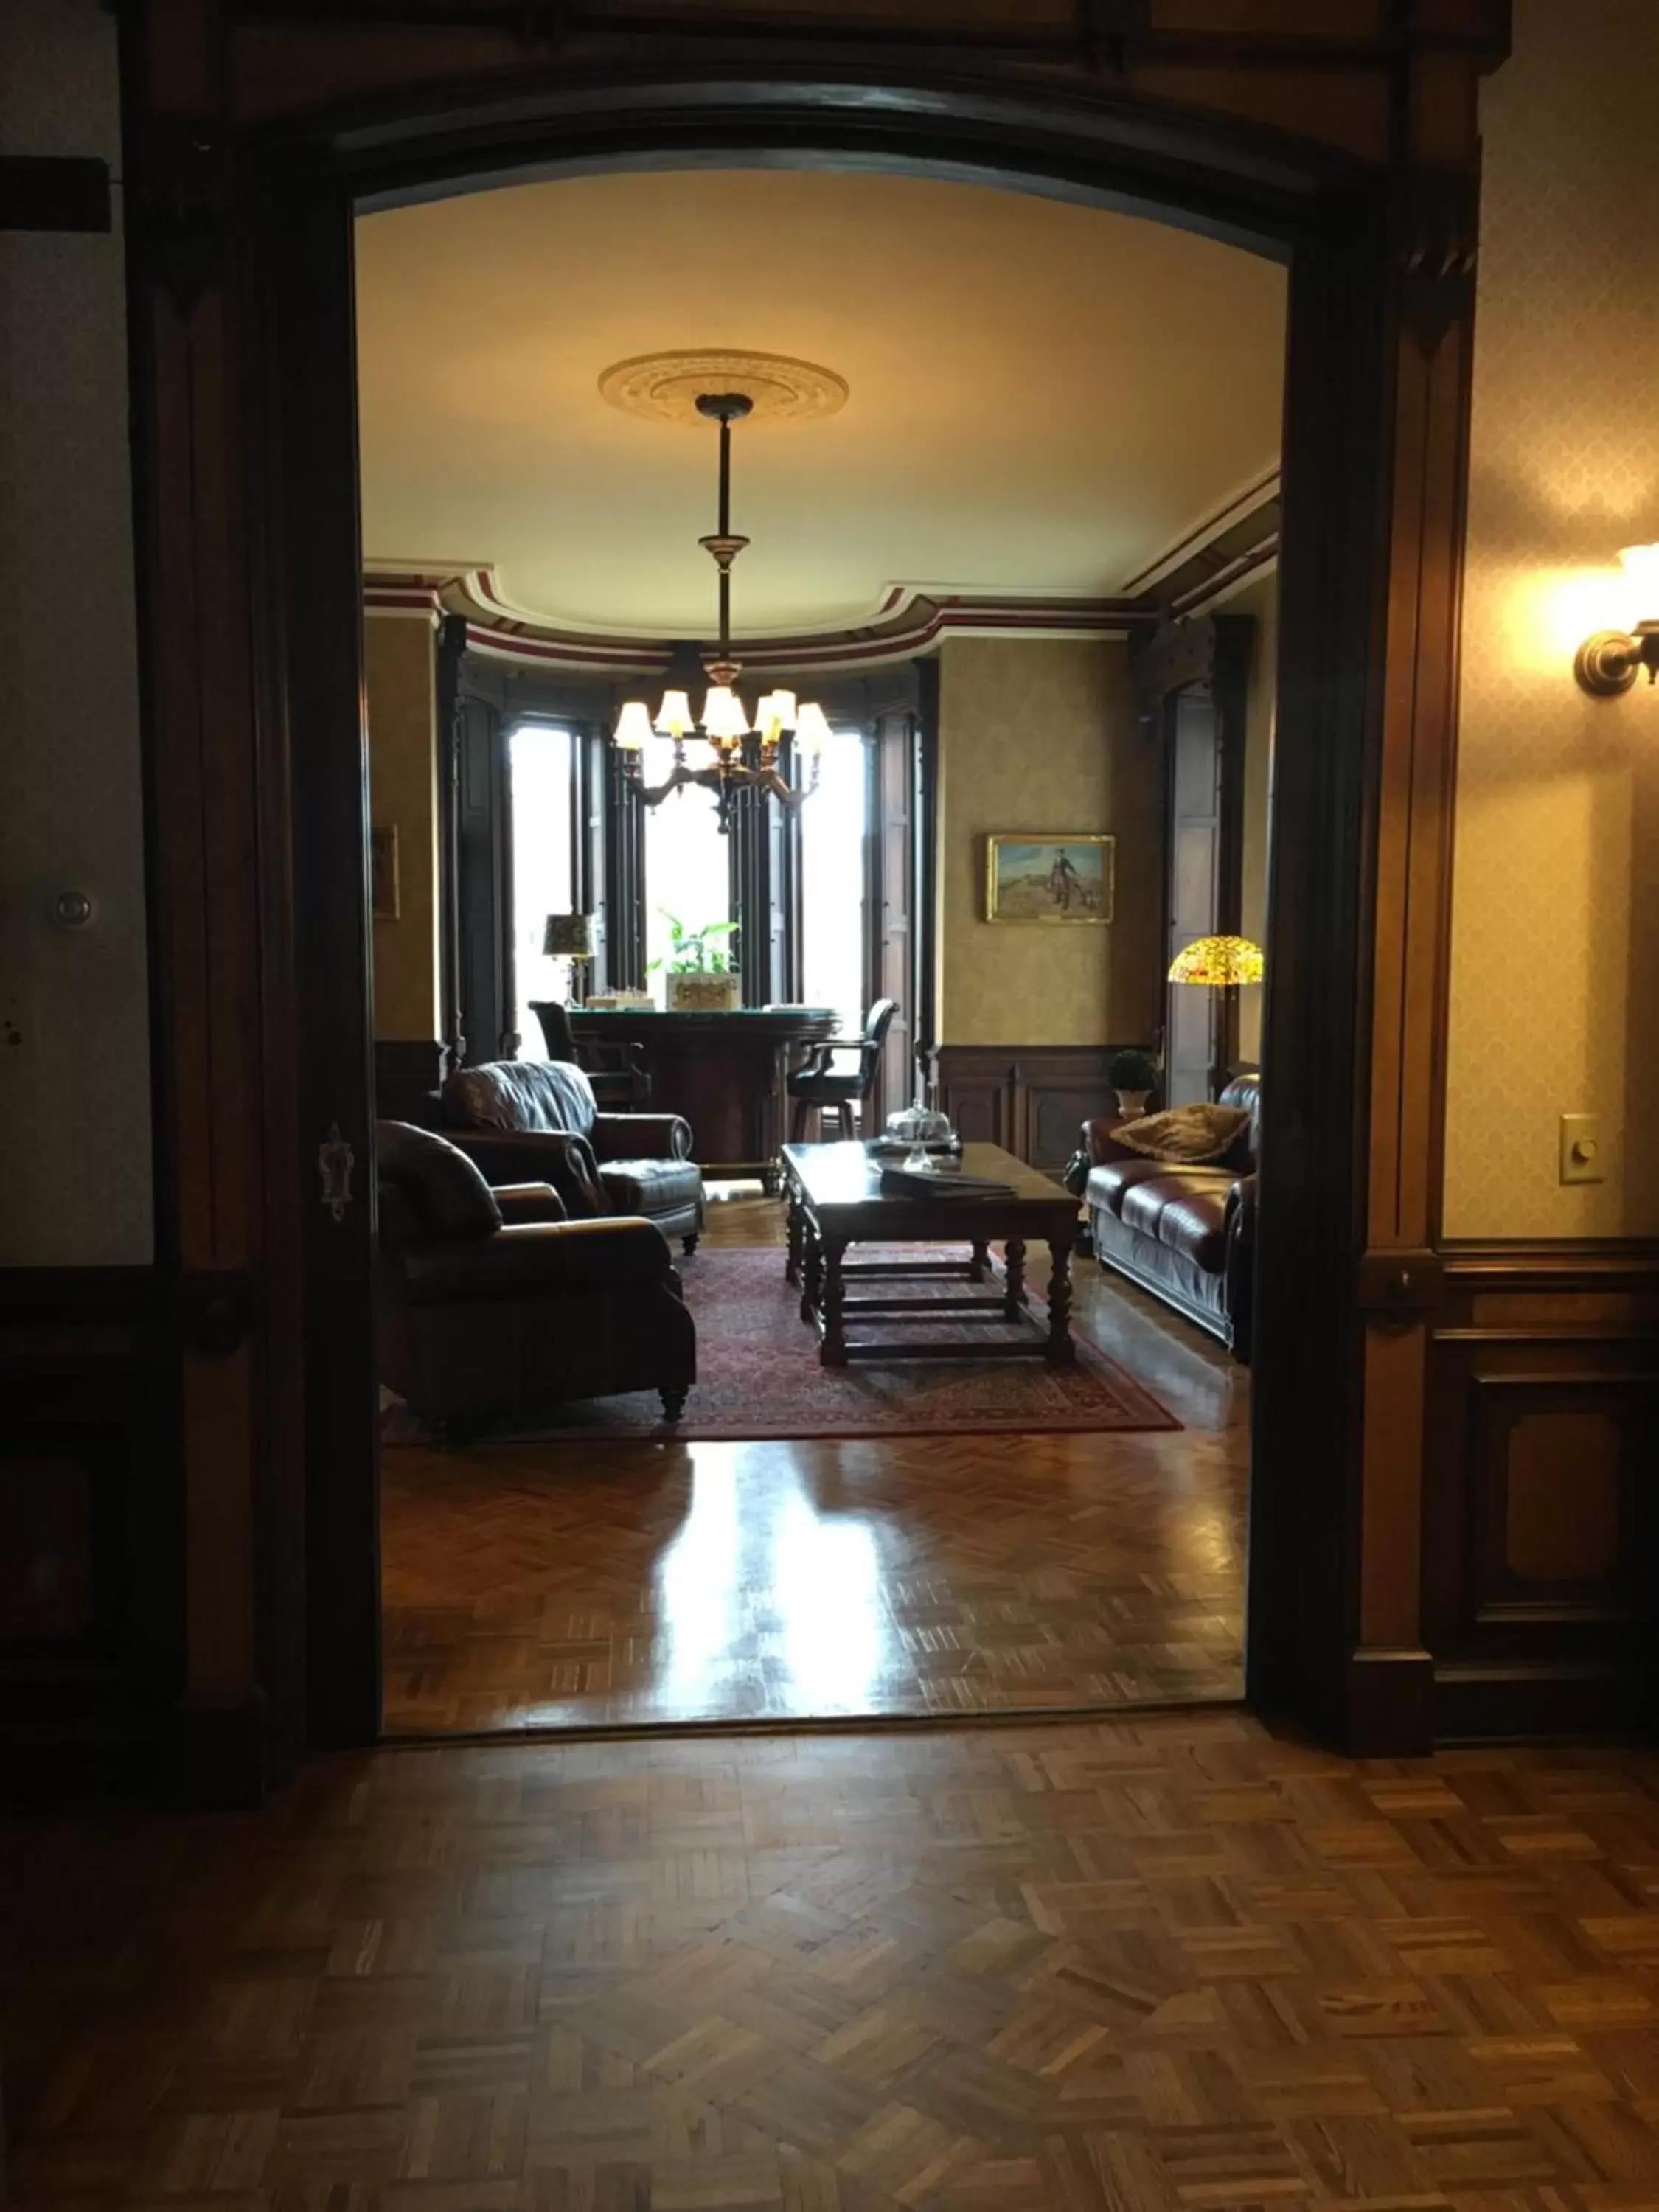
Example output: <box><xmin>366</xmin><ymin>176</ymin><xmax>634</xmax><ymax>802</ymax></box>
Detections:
<box><xmin>439</xmin><ymin>1059</ymin><xmax>706</xmax><ymax>1253</ymax></box>
<box><xmin>376</xmin><ymin>1121</ymin><xmax>695</xmax><ymax>1439</ymax></box>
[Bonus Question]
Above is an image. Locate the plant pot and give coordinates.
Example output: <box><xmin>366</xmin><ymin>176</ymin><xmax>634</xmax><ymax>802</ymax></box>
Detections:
<box><xmin>1114</xmin><ymin>1089</ymin><xmax>1151</xmax><ymax>1119</ymax></box>
<box><xmin>666</xmin><ymin>971</ymin><xmax>742</xmax><ymax>1012</ymax></box>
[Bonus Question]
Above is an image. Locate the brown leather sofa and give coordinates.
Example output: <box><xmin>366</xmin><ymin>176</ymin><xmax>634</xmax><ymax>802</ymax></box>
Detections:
<box><xmin>1080</xmin><ymin>1073</ymin><xmax>1259</xmax><ymax>1360</ymax></box>
<box><xmin>376</xmin><ymin>1120</ymin><xmax>695</xmax><ymax>1437</ymax></box>
<box><xmin>434</xmin><ymin>1058</ymin><xmax>705</xmax><ymax>1254</ymax></box>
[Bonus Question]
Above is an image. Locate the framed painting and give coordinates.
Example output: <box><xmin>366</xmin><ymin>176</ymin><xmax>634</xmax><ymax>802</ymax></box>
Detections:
<box><xmin>370</xmin><ymin>825</ymin><xmax>400</xmax><ymax>919</ymax></box>
<box><xmin>985</xmin><ymin>833</ymin><xmax>1114</xmax><ymax>923</ymax></box>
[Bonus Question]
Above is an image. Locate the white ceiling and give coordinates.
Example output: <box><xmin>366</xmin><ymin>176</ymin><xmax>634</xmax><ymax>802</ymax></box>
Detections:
<box><xmin>355</xmin><ymin>169</ymin><xmax>1287</xmax><ymax>639</ymax></box>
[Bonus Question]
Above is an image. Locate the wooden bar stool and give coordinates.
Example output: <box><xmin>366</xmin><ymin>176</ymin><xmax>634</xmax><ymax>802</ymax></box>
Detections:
<box><xmin>786</xmin><ymin>999</ymin><xmax>897</xmax><ymax>1142</ymax></box>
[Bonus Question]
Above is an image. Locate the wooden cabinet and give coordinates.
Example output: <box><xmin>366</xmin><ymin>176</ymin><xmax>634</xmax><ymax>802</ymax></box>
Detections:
<box><xmin>928</xmin><ymin>1044</ymin><xmax>1121</xmax><ymax>1175</ymax></box>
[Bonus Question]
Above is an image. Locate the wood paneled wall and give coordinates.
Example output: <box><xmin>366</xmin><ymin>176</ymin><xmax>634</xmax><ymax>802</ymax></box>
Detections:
<box><xmin>0</xmin><ymin>1270</ymin><xmax>176</xmax><ymax>1793</ymax></box>
<box><xmin>931</xmin><ymin>1044</ymin><xmax>1121</xmax><ymax>1175</ymax></box>
<box><xmin>1425</xmin><ymin>1249</ymin><xmax>1659</xmax><ymax>1739</ymax></box>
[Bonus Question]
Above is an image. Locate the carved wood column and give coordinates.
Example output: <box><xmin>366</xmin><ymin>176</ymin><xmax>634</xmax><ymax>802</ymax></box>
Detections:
<box><xmin>123</xmin><ymin>14</ymin><xmax>290</xmax><ymax>1797</ymax></box>
<box><xmin>1348</xmin><ymin>149</ymin><xmax>1481</xmax><ymax>1748</ymax></box>
<box><xmin>1251</xmin><ymin>39</ymin><xmax>1488</xmax><ymax>1755</ymax></box>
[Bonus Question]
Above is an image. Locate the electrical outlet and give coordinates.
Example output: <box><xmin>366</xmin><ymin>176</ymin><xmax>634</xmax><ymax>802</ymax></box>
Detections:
<box><xmin>1559</xmin><ymin>1113</ymin><xmax>1607</xmax><ymax>1186</ymax></box>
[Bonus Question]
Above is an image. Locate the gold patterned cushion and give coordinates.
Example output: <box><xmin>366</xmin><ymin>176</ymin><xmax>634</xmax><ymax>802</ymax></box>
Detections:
<box><xmin>1113</xmin><ymin>1102</ymin><xmax>1251</xmax><ymax>1166</ymax></box>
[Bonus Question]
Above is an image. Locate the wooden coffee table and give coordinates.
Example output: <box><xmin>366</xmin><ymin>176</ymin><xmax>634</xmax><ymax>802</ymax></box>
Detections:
<box><xmin>780</xmin><ymin>1141</ymin><xmax>1079</xmax><ymax>1368</ymax></box>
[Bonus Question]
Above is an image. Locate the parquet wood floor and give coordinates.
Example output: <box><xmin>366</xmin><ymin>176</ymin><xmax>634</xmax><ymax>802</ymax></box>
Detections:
<box><xmin>382</xmin><ymin>1190</ymin><xmax>1247</xmax><ymax>1735</ymax></box>
<box><xmin>10</xmin><ymin>1714</ymin><xmax>1659</xmax><ymax>2212</ymax></box>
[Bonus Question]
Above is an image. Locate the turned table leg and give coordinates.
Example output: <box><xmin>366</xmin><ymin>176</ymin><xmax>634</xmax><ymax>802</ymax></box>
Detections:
<box><xmin>1045</xmin><ymin>1233</ymin><xmax>1077</xmax><ymax>1366</ymax></box>
<box><xmin>801</xmin><ymin>1219</ymin><xmax>824</xmax><ymax>1324</ymax></box>
<box><xmin>1004</xmin><ymin>1235</ymin><xmax>1027</xmax><ymax>1318</ymax></box>
<box><xmin>819</xmin><ymin>1237</ymin><xmax>849</xmax><ymax>1367</ymax></box>
<box><xmin>785</xmin><ymin>1183</ymin><xmax>804</xmax><ymax>1286</ymax></box>
<box><xmin>969</xmin><ymin>1238</ymin><xmax>990</xmax><ymax>1284</ymax></box>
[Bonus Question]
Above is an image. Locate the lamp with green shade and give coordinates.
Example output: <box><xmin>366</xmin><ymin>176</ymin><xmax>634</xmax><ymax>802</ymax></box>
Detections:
<box><xmin>543</xmin><ymin>911</ymin><xmax>594</xmax><ymax>1005</ymax></box>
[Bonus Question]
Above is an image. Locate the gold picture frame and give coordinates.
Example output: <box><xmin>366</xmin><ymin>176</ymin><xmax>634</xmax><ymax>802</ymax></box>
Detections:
<box><xmin>370</xmin><ymin>825</ymin><xmax>400</xmax><ymax>920</ymax></box>
<box><xmin>984</xmin><ymin>833</ymin><xmax>1114</xmax><ymax>923</ymax></box>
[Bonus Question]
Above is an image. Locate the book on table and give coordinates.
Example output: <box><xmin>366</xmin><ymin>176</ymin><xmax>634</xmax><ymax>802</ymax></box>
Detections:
<box><xmin>878</xmin><ymin>1165</ymin><xmax>1017</xmax><ymax>1200</ymax></box>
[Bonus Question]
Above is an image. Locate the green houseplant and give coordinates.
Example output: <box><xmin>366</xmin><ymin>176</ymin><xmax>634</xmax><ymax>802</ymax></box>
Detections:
<box><xmin>1108</xmin><ymin>1046</ymin><xmax>1157</xmax><ymax>1119</ymax></box>
<box><xmin>650</xmin><ymin>912</ymin><xmax>742</xmax><ymax>1010</ymax></box>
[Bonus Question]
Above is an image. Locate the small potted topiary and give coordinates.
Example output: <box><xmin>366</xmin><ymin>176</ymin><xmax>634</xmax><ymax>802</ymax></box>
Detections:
<box><xmin>1108</xmin><ymin>1047</ymin><xmax>1157</xmax><ymax>1119</ymax></box>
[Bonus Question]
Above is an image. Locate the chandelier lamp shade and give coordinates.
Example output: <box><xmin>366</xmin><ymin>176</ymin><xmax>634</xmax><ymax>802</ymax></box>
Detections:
<box><xmin>611</xmin><ymin>391</ymin><xmax>827</xmax><ymax>830</ymax></box>
<box><xmin>1166</xmin><ymin>934</ymin><xmax>1265</xmax><ymax>987</ymax></box>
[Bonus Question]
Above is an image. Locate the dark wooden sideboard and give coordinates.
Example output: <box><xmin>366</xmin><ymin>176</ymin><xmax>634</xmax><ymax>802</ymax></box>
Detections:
<box><xmin>571</xmin><ymin>1006</ymin><xmax>839</xmax><ymax>1185</ymax></box>
<box><xmin>925</xmin><ymin>1044</ymin><xmax>1128</xmax><ymax>1176</ymax></box>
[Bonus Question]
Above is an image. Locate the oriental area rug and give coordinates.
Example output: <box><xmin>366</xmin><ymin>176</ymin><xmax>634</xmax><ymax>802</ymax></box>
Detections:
<box><xmin>383</xmin><ymin>1244</ymin><xmax>1178</xmax><ymax>1444</ymax></box>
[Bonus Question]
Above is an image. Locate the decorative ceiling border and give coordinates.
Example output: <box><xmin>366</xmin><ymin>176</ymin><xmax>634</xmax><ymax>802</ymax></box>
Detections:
<box><xmin>361</xmin><ymin>473</ymin><xmax>1279</xmax><ymax>674</ymax></box>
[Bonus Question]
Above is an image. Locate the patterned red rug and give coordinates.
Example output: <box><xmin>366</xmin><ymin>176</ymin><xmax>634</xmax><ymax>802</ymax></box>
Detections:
<box><xmin>385</xmin><ymin>1244</ymin><xmax>1178</xmax><ymax>1442</ymax></box>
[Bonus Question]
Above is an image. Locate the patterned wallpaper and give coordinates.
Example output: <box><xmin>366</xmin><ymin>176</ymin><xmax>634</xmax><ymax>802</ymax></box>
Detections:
<box><xmin>937</xmin><ymin>638</ymin><xmax>1162</xmax><ymax>1047</ymax></box>
<box><xmin>1444</xmin><ymin>0</ymin><xmax>1659</xmax><ymax>1239</ymax></box>
<box><xmin>0</xmin><ymin>1</ymin><xmax>153</xmax><ymax>1265</ymax></box>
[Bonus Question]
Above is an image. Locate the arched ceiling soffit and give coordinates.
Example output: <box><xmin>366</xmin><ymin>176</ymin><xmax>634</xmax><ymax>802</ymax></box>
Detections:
<box><xmin>355</xmin><ymin>167</ymin><xmax>1287</xmax><ymax>655</ymax></box>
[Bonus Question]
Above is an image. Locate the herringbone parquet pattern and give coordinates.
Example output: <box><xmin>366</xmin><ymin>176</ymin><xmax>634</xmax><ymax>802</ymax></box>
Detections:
<box><xmin>9</xmin><ymin>1715</ymin><xmax>1659</xmax><ymax>2211</ymax></box>
<box><xmin>382</xmin><ymin>1197</ymin><xmax>1247</xmax><ymax>1733</ymax></box>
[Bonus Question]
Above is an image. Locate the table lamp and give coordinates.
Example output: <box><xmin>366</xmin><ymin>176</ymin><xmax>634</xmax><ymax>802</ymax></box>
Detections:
<box><xmin>543</xmin><ymin>911</ymin><xmax>594</xmax><ymax>1004</ymax></box>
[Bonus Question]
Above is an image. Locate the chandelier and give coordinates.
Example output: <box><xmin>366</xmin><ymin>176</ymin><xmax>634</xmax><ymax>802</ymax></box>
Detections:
<box><xmin>611</xmin><ymin>392</ymin><xmax>828</xmax><ymax>830</ymax></box>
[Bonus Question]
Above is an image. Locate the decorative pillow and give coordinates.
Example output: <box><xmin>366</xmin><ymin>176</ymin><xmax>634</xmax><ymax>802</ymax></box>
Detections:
<box><xmin>1113</xmin><ymin>1101</ymin><xmax>1251</xmax><ymax>1166</ymax></box>
<box><xmin>375</xmin><ymin>1120</ymin><xmax>503</xmax><ymax>1240</ymax></box>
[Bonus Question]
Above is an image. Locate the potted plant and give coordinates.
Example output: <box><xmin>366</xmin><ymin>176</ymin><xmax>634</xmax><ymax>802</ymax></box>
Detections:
<box><xmin>1108</xmin><ymin>1046</ymin><xmax>1157</xmax><ymax>1119</ymax></box>
<box><xmin>651</xmin><ymin>912</ymin><xmax>742</xmax><ymax>1011</ymax></box>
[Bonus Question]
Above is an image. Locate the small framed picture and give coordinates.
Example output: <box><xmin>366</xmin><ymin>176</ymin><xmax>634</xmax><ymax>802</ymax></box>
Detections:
<box><xmin>370</xmin><ymin>825</ymin><xmax>400</xmax><ymax>920</ymax></box>
<box><xmin>985</xmin><ymin>833</ymin><xmax>1114</xmax><ymax>923</ymax></box>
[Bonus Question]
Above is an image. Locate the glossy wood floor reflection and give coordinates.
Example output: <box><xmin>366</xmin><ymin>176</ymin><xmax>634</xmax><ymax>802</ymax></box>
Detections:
<box><xmin>11</xmin><ymin>1717</ymin><xmax>1659</xmax><ymax>2212</ymax></box>
<box><xmin>381</xmin><ymin>1190</ymin><xmax>1247</xmax><ymax>1734</ymax></box>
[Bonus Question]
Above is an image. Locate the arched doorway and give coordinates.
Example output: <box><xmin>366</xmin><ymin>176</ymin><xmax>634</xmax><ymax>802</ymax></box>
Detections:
<box><xmin>128</xmin><ymin>30</ymin><xmax>1487</xmax><ymax>1780</ymax></box>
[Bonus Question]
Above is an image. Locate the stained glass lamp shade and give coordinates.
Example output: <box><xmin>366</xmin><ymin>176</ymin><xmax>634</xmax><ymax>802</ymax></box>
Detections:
<box><xmin>1167</xmin><ymin>934</ymin><xmax>1265</xmax><ymax>987</ymax></box>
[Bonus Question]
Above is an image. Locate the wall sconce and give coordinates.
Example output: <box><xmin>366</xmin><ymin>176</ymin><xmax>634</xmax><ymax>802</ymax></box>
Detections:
<box><xmin>1574</xmin><ymin>543</ymin><xmax>1659</xmax><ymax>695</ymax></box>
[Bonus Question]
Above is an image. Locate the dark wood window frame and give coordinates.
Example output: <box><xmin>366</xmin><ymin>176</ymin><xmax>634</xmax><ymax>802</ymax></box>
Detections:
<box><xmin>1133</xmin><ymin>612</ymin><xmax>1256</xmax><ymax>1099</ymax></box>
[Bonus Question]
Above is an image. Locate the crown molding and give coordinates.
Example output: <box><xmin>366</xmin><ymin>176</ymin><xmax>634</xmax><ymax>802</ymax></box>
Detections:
<box><xmin>360</xmin><ymin>476</ymin><xmax>1281</xmax><ymax>674</ymax></box>
<box><xmin>363</xmin><ymin>566</ymin><xmax>1147</xmax><ymax>674</ymax></box>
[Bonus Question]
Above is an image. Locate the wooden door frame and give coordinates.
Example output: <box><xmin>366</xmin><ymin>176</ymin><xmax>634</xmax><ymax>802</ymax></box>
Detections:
<box><xmin>125</xmin><ymin>33</ymin><xmax>1495</xmax><ymax>1775</ymax></box>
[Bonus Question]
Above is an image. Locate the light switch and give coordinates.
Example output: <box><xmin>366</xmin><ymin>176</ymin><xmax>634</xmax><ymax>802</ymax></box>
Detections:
<box><xmin>1559</xmin><ymin>1113</ymin><xmax>1606</xmax><ymax>1186</ymax></box>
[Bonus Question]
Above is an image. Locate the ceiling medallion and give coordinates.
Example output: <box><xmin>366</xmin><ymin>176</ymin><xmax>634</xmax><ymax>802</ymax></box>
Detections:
<box><xmin>598</xmin><ymin>349</ymin><xmax>849</xmax><ymax>428</ymax></box>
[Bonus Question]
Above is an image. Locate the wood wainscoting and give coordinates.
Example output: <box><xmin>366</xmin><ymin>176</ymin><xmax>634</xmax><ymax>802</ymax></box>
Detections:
<box><xmin>928</xmin><ymin>1045</ymin><xmax>1124</xmax><ymax>1175</ymax></box>
<box><xmin>0</xmin><ymin>1267</ymin><xmax>177</xmax><ymax>1791</ymax></box>
<box><xmin>1425</xmin><ymin>1246</ymin><xmax>1659</xmax><ymax>1742</ymax></box>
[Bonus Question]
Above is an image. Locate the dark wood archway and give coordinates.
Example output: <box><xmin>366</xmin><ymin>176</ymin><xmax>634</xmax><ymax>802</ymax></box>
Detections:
<box><xmin>117</xmin><ymin>4</ymin><xmax>1509</xmax><ymax>1792</ymax></box>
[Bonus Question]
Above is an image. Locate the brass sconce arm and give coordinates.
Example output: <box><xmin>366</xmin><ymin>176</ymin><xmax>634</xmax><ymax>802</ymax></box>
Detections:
<box><xmin>1574</xmin><ymin>545</ymin><xmax>1659</xmax><ymax>695</ymax></box>
<box><xmin>1575</xmin><ymin>623</ymin><xmax>1659</xmax><ymax>697</ymax></box>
